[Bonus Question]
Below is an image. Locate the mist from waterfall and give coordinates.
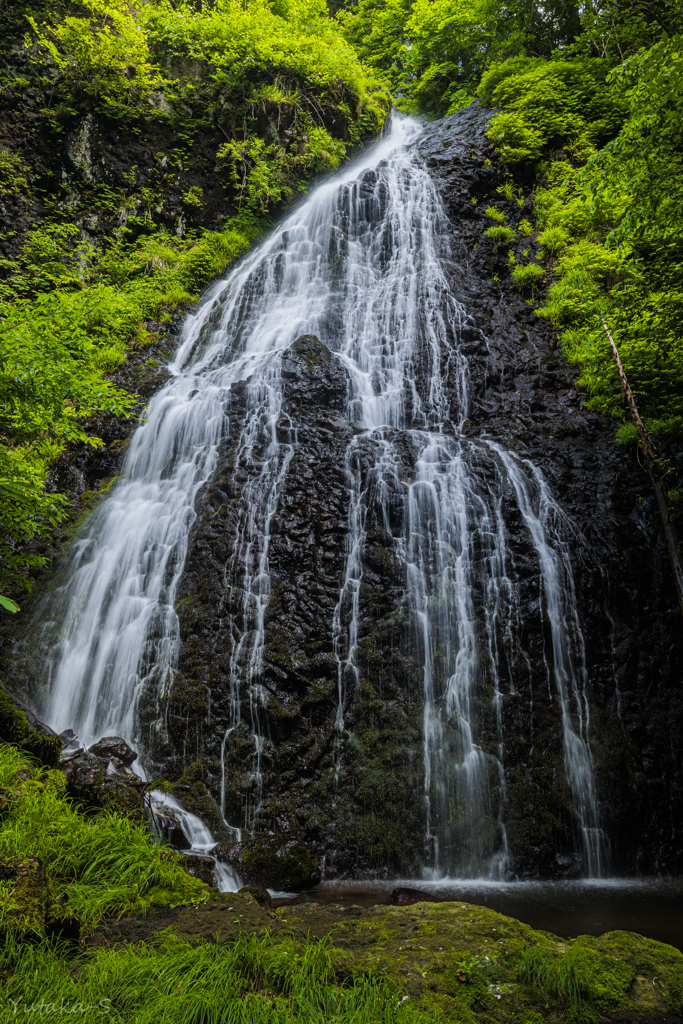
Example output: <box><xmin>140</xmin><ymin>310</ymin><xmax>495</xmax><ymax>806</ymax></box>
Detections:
<box><xmin>36</xmin><ymin>114</ymin><xmax>606</xmax><ymax>878</ymax></box>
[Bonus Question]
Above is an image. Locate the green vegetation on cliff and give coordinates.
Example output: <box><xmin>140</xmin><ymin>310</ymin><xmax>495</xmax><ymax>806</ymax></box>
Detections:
<box><xmin>336</xmin><ymin>0</ymin><xmax>683</xmax><ymax>509</ymax></box>
<box><xmin>0</xmin><ymin>0</ymin><xmax>389</xmax><ymax>607</ymax></box>
<box><xmin>0</xmin><ymin>744</ymin><xmax>209</xmax><ymax>932</ymax></box>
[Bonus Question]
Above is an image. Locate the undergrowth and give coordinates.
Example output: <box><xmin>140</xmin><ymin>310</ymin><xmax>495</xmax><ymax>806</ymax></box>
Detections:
<box><xmin>0</xmin><ymin>744</ymin><xmax>209</xmax><ymax>931</ymax></box>
<box><xmin>0</xmin><ymin>214</ymin><xmax>260</xmax><ymax>601</ymax></box>
<box><xmin>476</xmin><ymin>24</ymin><xmax>683</xmax><ymax>454</ymax></box>
<box><xmin>0</xmin><ymin>931</ymin><xmax>423</xmax><ymax>1024</ymax></box>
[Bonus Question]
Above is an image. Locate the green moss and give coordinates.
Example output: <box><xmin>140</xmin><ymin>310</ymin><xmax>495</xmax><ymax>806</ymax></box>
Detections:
<box><xmin>0</xmin><ymin>857</ymin><xmax>51</xmax><ymax>935</ymax></box>
<box><xmin>0</xmin><ymin>687</ymin><xmax>62</xmax><ymax>767</ymax></box>
<box><xmin>241</xmin><ymin>839</ymin><xmax>319</xmax><ymax>890</ymax></box>
<box><xmin>173</xmin><ymin>760</ymin><xmax>227</xmax><ymax>840</ymax></box>
<box><xmin>0</xmin><ymin>744</ymin><xmax>210</xmax><ymax>934</ymax></box>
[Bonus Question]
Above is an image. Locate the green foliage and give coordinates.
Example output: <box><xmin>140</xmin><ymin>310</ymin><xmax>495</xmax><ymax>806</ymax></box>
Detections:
<box><xmin>479</xmin><ymin>54</ymin><xmax>626</xmax><ymax>164</ymax></box>
<box><xmin>0</xmin><ymin>149</ymin><xmax>29</xmax><ymax>201</ymax></box>
<box><xmin>25</xmin><ymin>0</ymin><xmax>389</xmax><ymax>129</ymax></box>
<box><xmin>484</xmin><ymin>205</ymin><xmax>506</xmax><ymax>222</ymax></box>
<box><xmin>0</xmin><ymin>744</ymin><xmax>209</xmax><ymax>932</ymax></box>
<box><xmin>538</xmin><ymin>225</ymin><xmax>569</xmax><ymax>255</ymax></box>
<box><xmin>485</xmin><ymin>224</ymin><xmax>516</xmax><ymax>245</ymax></box>
<box><xmin>338</xmin><ymin>0</ymin><xmax>589</xmax><ymax>114</ymax></box>
<box><xmin>531</xmin><ymin>35</ymin><xmax>683</xmax><ymax>439</ymax></box>
<box><xmin>0</xmin><ymin>686</ymin><xmax>63</xmax><ymax>765</ymax></box>
<box><xmin>0</xmin><ymin>930</ymin><xmax>421</xmax><ymax>1024</ymax></box>
<box><xmin>27</xmin><ymin>1</ymin><xmax>164</xmax><ymax>115</ymax></box>
<box><xmin>512</xmin><ymin>262</ymin><xmax>544</xmax><ymax>290</ymax></box>
<box><xmin>0</xmin><ymin>218</ymin><xmax>259</xmax><ymax>599</ymax></box>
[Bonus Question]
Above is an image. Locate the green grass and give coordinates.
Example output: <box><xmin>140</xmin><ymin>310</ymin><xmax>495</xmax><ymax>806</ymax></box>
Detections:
<box><xmin>0</xmin><ymin>931</ymin><xmax>422</xmax><ymax>1024</ymax></box>
<box><xmin>0</xmin><ymin>744</ymin><xmax>210</xmax><ymax>932</ymax></box>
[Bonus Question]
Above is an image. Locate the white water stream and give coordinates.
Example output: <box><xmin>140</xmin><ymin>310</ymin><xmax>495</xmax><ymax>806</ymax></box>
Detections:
<box><xmin>38</xmin><ymin>115</ymin><xmax>605</xmax><ymax>878</ymax></box>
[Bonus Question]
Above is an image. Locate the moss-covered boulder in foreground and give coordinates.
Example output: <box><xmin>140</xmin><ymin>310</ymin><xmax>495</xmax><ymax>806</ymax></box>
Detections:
<box><xmin>97</xmin><ymin>890</ymin><xmax>683</xmax><ymax>1022</ymax></box>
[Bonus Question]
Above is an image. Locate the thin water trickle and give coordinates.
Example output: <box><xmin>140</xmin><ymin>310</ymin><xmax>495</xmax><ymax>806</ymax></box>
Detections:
<box><xmin>149</xmin><ymin>791</ymin><xmax>242</xmax><ymax>892</ymax></box>
<box><xmin>37</xmin><ymin>114</ymin><xmax>605</xmax><ymax>876</ymax></box>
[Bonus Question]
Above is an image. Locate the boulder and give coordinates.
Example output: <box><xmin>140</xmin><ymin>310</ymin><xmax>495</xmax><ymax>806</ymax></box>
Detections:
<box><xmin>61</xmin><ymin>750</ymin><xmax>144</xmax><ymax>820</ymax></box>
<box><xmin>238</xmin><ymin>884</ymin><xmax>273</xmax><ymax>908</ymax></box>
<box><xmin>212</xmin><ymin>835</ymin><xmax>321</xmax><ymax>891</ymax></box>
<box><xmin>150</xmin><ymin>802</ymin><xmax>191</xmax><ymax>850</ymax></box>
<box><xmin>177</xmin><ymin>852</ymin><xmax>216</xmax><ymax>886</ymax></box>
<box><xmin>88</xmin><ymin>736</ymin><xmax>138</xmax><ymax>768</ymax></box>
<box><xmin>392</xmin><ymin>886</ymin><xmax>441</xmax><ymax>906</ymax></box>
<box><xmin>0</xmin><ymin>856</ymin><xmax>50</xmax><ymax>934</ymax></box>
<box><xmin>0</xmin><ymin>686</ymin><xmax>62</xmax><ymax>767</ymax></box>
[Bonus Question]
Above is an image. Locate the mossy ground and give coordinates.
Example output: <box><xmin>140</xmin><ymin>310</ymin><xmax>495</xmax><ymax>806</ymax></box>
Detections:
<box><xmin>89</xmin><ymin>892</ymin><xmax>683</xmax><ymax>1022</ymax></box>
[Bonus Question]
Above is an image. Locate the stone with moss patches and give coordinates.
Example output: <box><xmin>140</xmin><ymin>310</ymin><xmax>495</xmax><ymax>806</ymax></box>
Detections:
<box><xmin>61</xmin><ymin>751</ymin><xmax>144</xmax><ymax>821</ymax></box>
<box><xmin>0</xmin><ymin>856</ymin><xmax>51</xmax><ymax>935</ymax></box>
<box><xmin>94</xmin><ymin>895</ymin><xmax>683</xmax><ymax>1021</ymax></box>
<box><xmin>171</xmin><ymin>760</ymin><xmax>230</xmax><ymax>841</ymax></box>
<box><xmin>212</xmin><ymin>836</ymin><xmax>321</xmax><ymax>891</ymax></box>
<box><xmin>0</xmin><ymin>687</ymin><xmax>62</xmax><ymax>767</ymax></box>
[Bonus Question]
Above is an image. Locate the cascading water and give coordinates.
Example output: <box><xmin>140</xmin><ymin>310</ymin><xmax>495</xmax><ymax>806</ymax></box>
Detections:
<box><xmin>149</xmin><ymin>791</ymin><xmax>242</xmax><ymax>892</ymax></box>
<box><xmin>36</xmin><ymin>114</ymin><xmax>606</xmax><ymax>877</ymax></box>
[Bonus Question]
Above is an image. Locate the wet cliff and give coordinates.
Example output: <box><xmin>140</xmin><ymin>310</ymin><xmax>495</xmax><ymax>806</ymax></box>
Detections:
<box><xmin>3</xmin><ymin>105</ymin><xmax>682</xmax><ymax>880</ymax></box>
<box><xmin>142</xmin><ymin>106</ymin><xmax>683</xmax><ymax>878</ymax></box>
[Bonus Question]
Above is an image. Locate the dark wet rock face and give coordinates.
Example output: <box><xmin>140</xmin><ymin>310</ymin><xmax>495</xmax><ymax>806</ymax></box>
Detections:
<box><xmin>213</xmin><ymin>836</ymin><xmax>321</xmax><ymax>891</ymax></box>
<box><xmin>61</xmin><ymin>748</ymin><xmax>144</xmax><ymax>819</ymax></box>
<box><xmin>1</xmin><ymin>106</ymin><xmax>682</xmax><ymax>880</ymax></box>
<box><xmin>88</xmin><ymin>736</ymin><xmax>138</xmax><ymax>768</ymax></box>
<box><xmin>142</xmin><ymin>105</ymin><xmax>683</xmax><ymax>879</ymax></box>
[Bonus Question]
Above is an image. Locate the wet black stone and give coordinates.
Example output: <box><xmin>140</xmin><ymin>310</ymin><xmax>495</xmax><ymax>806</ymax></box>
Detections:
<box><xmin>213</xmin><ymin>836</ymin><xmax>321</xmax><ymax>891</ymax></box>
<box><xmin>88</xmin><ymin>736</ymin><xmax>138</xmax><ymax>767</ymax></box>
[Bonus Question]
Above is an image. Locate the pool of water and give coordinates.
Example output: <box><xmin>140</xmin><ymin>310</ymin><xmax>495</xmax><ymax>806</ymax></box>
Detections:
<box><xmin>275</xmin><ymin>878</ymin><xmax>683</xmax><ymax>951</ymax></box>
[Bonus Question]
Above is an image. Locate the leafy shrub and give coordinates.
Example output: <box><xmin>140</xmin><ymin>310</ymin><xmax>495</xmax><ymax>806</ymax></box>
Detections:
<box><xmin>479</xmin><ymin>54</ymin><xmax>626</xmax><ymax>165</ymax></box>
<box><xmin>485</xmin><ymin>225</ymin><xmax>517</xmax><ymax>245</ymax></box>
<box><xmin>512</xmin><ymin>262</ymin><xmax>544</xmax><ymax>291</ymax></box>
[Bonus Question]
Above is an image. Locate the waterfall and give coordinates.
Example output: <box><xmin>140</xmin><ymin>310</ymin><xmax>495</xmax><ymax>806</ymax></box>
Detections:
<box><xmin>36</xmin><ymin>114</ymin><xmax>605</xmax><ymax>877</ymax></box>
<box><xmin>149</xmin><ymin>791</ymin><xmax>242</xmax><ymax>892</ymax></box>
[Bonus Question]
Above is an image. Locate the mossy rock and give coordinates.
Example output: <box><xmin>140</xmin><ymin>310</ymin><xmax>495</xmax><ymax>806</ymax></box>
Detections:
<box><xmin>172</xmin><ymin>761</ymin><xmax>230</xmax><ymax>841</ymax></box>
<box><xmin>213</xmin><ymin>836</ymin><xmax>321</xmax><ymax>891</ymax></box>
<box><xmin>95</xmin><ymin>894</ymin><xmax>683</xmax><ymax>1022</ymax></box>
<box><xmin>0</xmin><ymin>856</ymin><xmax>51</xmax><ymax>935</ymax></box>
<box><xmin>63</xmin><ymin>754</ymin><xmax>144</xmax><ymax>820</ymax></box>
<box><xmin>0</xmin><ymin>687</ymin><xmax>62</xmax><ymax>767</ymax></box>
